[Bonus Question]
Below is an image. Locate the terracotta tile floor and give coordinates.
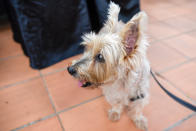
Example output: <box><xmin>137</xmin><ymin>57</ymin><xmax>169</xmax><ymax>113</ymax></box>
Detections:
<box><xmin>0</xmin><ymin>0</ymin><xmax>196</xmax><ymax>130</ymax></box>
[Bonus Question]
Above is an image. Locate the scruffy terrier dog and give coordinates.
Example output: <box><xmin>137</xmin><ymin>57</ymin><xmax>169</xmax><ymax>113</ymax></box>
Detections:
<box><xmin>67</xmin><ymin>2</ymin><xmax>150</xmax><ymax>130</ymax></box>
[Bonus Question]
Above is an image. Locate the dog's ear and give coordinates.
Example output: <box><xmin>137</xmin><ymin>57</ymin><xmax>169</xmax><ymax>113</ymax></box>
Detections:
<box><xmin>101</xmin><ymin>2</ymin><xmax>120</xmax><ymax>33</ymax></box>
<box><xmin>120</xmin><ymin>12</ymin><xmax>148</xmax><ymax>56</ymax></box>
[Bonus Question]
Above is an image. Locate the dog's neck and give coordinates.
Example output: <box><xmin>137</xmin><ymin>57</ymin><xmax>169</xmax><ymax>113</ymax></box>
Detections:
<box><xmin>101</xmin><ymin>66</ymin><xmax>143</xmax><ymax>89</ymax></box>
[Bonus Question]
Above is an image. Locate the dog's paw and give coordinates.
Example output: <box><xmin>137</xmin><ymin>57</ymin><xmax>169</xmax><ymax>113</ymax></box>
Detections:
<box><xmin>133</xmin><ymin>116</ymin><xmax>148</xmax><ymax>131</ymax></box>
<box><xmin>108</xmin><ymin>110</ymin><xmax>120</xmax><ymax>122</ymax></box>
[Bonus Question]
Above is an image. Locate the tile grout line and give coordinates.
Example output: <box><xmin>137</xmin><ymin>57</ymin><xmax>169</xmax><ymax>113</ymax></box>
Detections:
<box><xmin>159</xmin><ymin>57</ymin><xmax>196</xmax><ymax>74</ymax></box>
<box><xmin>11</xmin><ymin>113</ymin><xmax>56</xmax><ymax>131</ymax></box>
<box><xmin>156</xmin><ymin>10</ymin><xmax>196</xmax><ymax>30</ymax></box>
<box><xmin>0</xmin><ymin>65</ymin><xmax>67</xmax><ymax>90</ymax></box>
<box><xmin>11</xmin><ymin>94</ymin><xmax>103</xmax><ymax>131</ymax></box>
<box><xmin>164</xmin><ymin>43</ymin><xmax>190</xmax><ymax>60</ymax></box>
<box><xmin>161</xmin><ymin>16</ymin><xmax>196</xmax><ymax>32</ymax></box>
<box><xmin>0</xmin><ymin>76</ymin><xmax>41</xmax><ymax>90</ymax></box>
<box><xmin>163</xmin><ymin>78</ymin><xmax>196</xmax><ymax>104</ymax></box>
<box><xmin>42</xmin><ymin>67</ymin><xmax>67</xmax><ymax>76</ymax></box>
<box><xmin>0</xmin><ymin>54</ymin><xmax>24</xmax><ymax>61</ymax></box>
<box><xmin>163</xmin><ymin>39</ymin><xmax>191</xmax><ymax>60</ymax></box>
<box><xmin>169</xmin><ymin>13</ymin><xmax>196</xmax><ymax>24</ymax></box>
<box><xmin>150</xmin><ymin>28</ymin><xmax>196</xmax><ymax>44</ymax></box>
<box><xmin>39</xmin><ymin>71</ymin><xmax>65</xmax><ymax>131</ymax></box>
<box><xmin>163</xmin><ymin>112</ymin><xmax>196</xmax><ymax>131</ymax></box>
<box><xmin>57</xmin><ymin>95</ymin><xmax>103</xmax><ymax>114</ymax></box>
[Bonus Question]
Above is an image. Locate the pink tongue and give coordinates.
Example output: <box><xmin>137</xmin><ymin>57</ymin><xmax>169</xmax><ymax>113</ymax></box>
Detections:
<box><xmin>78</xmin><ymin>81</ymin><xmax>83</xmax><ymax>87</ymax></box>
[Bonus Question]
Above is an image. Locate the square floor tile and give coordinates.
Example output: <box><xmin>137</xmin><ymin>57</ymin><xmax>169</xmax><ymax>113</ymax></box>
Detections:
<box><xmin>44</xmin><ymin>71</ymin><xmax>102</xmax><ymax>111</ymax></box>
<box><xmin>147</xmin><ymin>42</ymin><xmax>186</xmax><ymax>72</ymax></box>
<box><xmin>20</xmin><ymin>116</ymin><xmax>62</xmax><ymax>131</ymax></box>
<box><xmin>171</xmin><ymin>114</ymin><xmax>196</xmax><ymax>131</ymax></box>
<box><xmin>0</xmin><ymin>78</ymin><xmax>54</xmax><ymax>131</ymax></box>
<box><xmin>162</xmin><ymin>61</ymin><xmax>196</xmax><ymax>101</ymax></box>
<box><xmin>0</xmin><ymin>55</ymin><xmax>40</xmax><ymax>87</ymax></box>
<box><xmin>163</xmin><ymin>34</ymin><xmax>196</xmax><ymax>58</ymax></box>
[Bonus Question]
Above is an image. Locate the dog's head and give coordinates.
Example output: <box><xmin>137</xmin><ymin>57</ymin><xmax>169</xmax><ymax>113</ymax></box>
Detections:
<box><xmin>67</xmin><ymin>2</ymin><xmax>148</xmax><ymax>88</ymax></box>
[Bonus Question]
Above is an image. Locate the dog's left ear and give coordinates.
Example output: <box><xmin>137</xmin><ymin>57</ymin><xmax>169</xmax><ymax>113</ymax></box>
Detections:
<box><xmin>101</xmin><ymin>2</ymin><xmax>120</xmax><ymax>33</ymax></box>
<box><xmin>120</xmin><ymin>12</ymin><xmax>148</xmax><ymax>55</ymax></box>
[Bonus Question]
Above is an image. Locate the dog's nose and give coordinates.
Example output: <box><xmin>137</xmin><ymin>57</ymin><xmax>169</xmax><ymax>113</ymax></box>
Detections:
<box><xmin>67</xmin><ymin>66</ymin><xmax>77</xmax><ymax>75</ymax></box>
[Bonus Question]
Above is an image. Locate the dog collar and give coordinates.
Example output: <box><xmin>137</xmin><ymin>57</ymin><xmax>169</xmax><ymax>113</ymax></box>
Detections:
<box><xmin>130</xmin><ymin>93</ymin><xmax>144</xmax><ymax>102</ymax></box>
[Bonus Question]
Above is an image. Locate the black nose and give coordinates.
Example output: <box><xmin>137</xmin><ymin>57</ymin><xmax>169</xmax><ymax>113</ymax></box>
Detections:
<box><xmin>67</xmin><ymin>66</ymin><xmax>77</xmax><ymax>75</ymax></box>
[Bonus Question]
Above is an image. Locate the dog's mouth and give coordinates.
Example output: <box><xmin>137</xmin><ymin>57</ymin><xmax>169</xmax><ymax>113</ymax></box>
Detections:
<box><xmin>78</xmin><ymin>80</ymin><xmax>92</xmax><ymax>87</ymax></box>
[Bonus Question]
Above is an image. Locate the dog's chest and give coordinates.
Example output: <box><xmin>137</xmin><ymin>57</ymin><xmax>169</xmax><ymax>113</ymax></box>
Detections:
<box><xmin>101</xmin><ymin>81</ymin><xmax>131</xmax><ymax>105</ymax></box>
<box><xmin>101</xmin><ymin>71</ymin><xmax>142</xmax><ymax>105</ymax></box>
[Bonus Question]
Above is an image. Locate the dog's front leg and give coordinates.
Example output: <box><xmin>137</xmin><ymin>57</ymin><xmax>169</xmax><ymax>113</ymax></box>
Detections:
<box><xmin>127</xmin><ymin>96</ymin><xmax>148</xmax><ymax>131</ymax></box>
<box><xmin>108</xmin><ymin>102</ymin><xmax>123</xmax><ymax>122</ymax></box>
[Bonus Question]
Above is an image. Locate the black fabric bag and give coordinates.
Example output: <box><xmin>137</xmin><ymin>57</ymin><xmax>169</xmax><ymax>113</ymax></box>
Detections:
<box><xmin>4</xmin><ymin>0</ymin><xmax>140</xmax><ymax>69</ymax></box>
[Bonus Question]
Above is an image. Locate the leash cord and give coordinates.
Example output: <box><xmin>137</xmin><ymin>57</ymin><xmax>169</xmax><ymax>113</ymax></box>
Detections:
<box><xmin>150</xmin><ymin>70</ymin><xmax>196</xmax><ymax>112</ymax></box>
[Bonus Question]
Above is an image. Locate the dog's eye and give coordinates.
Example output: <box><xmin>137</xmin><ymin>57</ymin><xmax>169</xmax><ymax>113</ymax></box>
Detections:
<box><xmin>95</xmin><ymin>54</ymin><xmax>105</xmax><ymax>63</ymax></box>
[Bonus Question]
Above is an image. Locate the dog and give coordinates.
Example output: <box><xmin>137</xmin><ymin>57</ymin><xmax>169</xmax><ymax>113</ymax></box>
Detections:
<box><xmin>67</xmin><ymin>2</ymin><xmax>150</xmax><ymax>130</ymax></box>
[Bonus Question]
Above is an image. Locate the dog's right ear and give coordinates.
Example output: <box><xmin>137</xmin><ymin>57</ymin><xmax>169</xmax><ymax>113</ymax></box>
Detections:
<box><xmin>101</xmin><ymin>2</ymin><xmax>120</xmax><ymax>33</ymax></box>
<box><xmin>120</xmin><ymin>12</ymin><xmax>148</xmax><ymax>56</ymax></box>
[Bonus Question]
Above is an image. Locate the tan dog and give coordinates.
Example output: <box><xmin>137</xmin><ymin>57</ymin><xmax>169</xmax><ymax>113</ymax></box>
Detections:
<box><xmin>67</xmin><ymin>2</ymin><xmax>150</xmax><ymax>130</ymax></box>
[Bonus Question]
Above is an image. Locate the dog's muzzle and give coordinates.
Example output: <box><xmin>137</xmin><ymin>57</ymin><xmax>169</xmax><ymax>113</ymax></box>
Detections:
<box><xmin>67</xmin><ymin>66</ymin><xmax>93</xmax><ymax>87</ymax></box>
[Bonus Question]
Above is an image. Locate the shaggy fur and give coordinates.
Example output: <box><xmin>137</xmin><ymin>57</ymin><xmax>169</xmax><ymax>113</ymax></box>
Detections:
<box><xmin>67</xmin><ymin>2</ymin><xmax>150</xmax><ymax>130</ymax></box>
